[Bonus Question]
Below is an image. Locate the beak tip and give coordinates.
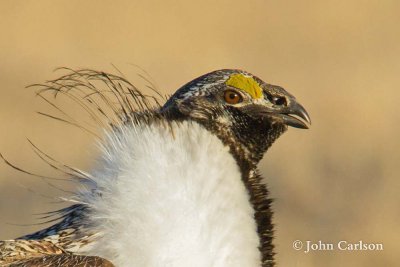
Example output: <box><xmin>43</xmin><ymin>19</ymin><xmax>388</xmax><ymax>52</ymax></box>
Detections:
<box><xmin>288</xmin><ymin>101</ymin><xmax>311</xmax><ymax>129</ymax></box>
<box><xmin>304</xmin><ymin>113</ymin><xmax>312</xmax><ymax>126</ymax></box>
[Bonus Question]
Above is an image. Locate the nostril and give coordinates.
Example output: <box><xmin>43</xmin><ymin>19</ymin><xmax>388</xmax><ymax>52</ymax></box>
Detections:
<box><xmin>273</xmin><ymin>96</ymin><xmax>287</xmax><ymax>106</ymax></box>
<box><xmin>266</xmin><ymin>93</ymin><xmax>287</xmax><ymax>106</ymax></box>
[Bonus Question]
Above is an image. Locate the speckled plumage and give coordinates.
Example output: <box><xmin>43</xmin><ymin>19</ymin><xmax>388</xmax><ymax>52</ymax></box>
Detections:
<box><xmin>1</xmin><ymin>69</ymin><xmax>310</xmax><ymax>267</ymax></box>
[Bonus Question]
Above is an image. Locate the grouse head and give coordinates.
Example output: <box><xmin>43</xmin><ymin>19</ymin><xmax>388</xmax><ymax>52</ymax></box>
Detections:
<box><xmin>161</xmin><ymin>69</ymin><xmax>311</xmax><ymax>167</ymax></box>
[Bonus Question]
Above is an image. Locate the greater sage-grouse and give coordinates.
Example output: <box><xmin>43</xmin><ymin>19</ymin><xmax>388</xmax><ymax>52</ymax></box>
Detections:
<box><xmin>0</xmin><ymin>69</ymin><xmax>310</xmax><ymax>267</ymax></box>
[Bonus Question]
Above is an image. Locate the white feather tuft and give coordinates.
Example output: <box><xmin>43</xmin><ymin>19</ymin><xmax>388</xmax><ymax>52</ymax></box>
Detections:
<box><xmin>78</xmin><ymin>120</ymin><xmax>260</xmax><ymax>267</ymax></box>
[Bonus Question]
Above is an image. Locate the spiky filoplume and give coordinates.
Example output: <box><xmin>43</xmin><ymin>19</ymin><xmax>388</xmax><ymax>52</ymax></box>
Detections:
<box><xmin>0</xmin><ymin>69</ymin><xmax>310</xmax><ymax>267</ymax></box>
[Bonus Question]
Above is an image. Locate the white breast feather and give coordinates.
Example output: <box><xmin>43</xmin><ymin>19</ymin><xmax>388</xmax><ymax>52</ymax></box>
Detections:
<box><xmin>78</xmin><ymin>120</ymin><xmax>260</xmax><ymax>267</ymax></box>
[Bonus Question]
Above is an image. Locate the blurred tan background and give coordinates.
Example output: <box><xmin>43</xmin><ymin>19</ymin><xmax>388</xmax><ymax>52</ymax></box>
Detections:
<box><xmin>0</xmin><ymin>0</ymin><xmax>399</xmax><ymax>266</ymax></box>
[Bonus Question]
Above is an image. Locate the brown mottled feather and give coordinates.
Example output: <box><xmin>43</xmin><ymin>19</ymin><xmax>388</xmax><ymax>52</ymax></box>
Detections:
<box><xmin>0</xmin><ymin>240</ymin><xmax>114</xmax><ymax>266</ymax></box>
<box><xmin>0</xmin><ymin>240</ymin><xmax>65</xmax><ymax>265</ymax></box>
<box><xmin>7</xmin><ymin>254</ymin><xmax>114</xmax><ymax>267</ymax></box>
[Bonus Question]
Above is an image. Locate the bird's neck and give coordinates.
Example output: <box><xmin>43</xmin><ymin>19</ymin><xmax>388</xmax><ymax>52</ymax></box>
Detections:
<box><xmin>202</xmin><ymin>120</ymin><xmax>285</xmax><ymax>267</ymax></box>
<box><xmin>239</xmin><ymin>167</ymin><xmax>275</xmax><ymax>267</ymax></box>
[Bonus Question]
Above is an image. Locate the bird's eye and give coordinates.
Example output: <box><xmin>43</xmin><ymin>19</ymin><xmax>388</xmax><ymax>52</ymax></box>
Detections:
<box><xmin>224</xmin><ymin>90</ymin><xmax>243</xmax><ymax>104</ymax></box>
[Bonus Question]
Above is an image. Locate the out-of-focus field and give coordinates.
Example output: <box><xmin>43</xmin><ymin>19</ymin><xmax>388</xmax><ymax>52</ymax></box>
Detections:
<box><xmin>0</xmin><ymin>1</ymin><xmax>399</xmax><ymax>266</ymax></box>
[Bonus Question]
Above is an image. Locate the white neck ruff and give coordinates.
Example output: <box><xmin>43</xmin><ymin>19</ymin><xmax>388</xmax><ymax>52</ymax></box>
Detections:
<box><xmin>79</xmin><ymin>120</ymin><xmax>260</xmax><ymax>267</ymax></box>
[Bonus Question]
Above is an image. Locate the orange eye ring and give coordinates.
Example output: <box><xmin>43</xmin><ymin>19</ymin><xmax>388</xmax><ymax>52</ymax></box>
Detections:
<box><xmin>224</xmin><ymin>90</ymin><xmax>243</xmax><ymax>104</ymax></box>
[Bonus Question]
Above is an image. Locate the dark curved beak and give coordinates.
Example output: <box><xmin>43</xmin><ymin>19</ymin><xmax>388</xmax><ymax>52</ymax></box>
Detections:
<box><xmin>279</xmin><ymin>101</ymin><xmax>311</xmax><ymax>129</ymax></box>
<box><xmin>239</xmin><ymin>96</ymin><xmax>311</xmax><ymax>129</ymax></box>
